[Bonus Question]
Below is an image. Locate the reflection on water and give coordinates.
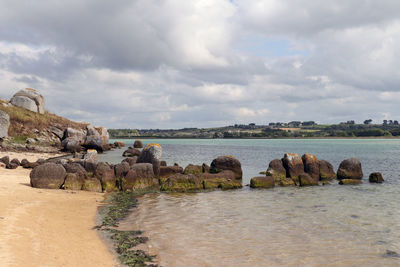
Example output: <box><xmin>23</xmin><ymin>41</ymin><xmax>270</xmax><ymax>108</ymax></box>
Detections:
<box><xmin>123</xmin><ymin>185</ymin><xmax>400</xmax><ymax>267</ymax></box>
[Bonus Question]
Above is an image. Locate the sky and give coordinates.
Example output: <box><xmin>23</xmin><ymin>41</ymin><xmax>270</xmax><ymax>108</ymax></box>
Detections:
<box><xmin>1</xmin><ymin>0</ymin><xmax>400</xmax><ymax>129</ymax></box>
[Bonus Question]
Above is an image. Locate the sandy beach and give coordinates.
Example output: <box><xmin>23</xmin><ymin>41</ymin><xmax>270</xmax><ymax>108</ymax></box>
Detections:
<box><xmin>0</xmin><ymin>152</ymin><xmax>116</xmax><ymax>267</ymax></box>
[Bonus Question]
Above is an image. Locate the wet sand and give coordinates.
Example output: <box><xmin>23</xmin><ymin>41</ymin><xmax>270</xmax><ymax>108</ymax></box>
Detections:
<box><xmin>0</xmin><ymin>152</ymin><xmax>116</xmax><ymax>267</ymax></box>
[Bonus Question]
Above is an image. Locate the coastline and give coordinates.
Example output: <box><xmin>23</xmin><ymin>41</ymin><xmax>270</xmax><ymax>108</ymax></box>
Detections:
<box><xmin>0</xmin><ymin>152</ymin><xmax>116</xmax><ymax>266</ymax></box>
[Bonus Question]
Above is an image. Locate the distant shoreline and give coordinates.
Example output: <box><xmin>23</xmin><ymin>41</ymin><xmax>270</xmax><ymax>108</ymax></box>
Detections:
<box><xmin>110</xmin><ymin>136</ymin><xmax>400</xmax><ymax>140</ymax></box>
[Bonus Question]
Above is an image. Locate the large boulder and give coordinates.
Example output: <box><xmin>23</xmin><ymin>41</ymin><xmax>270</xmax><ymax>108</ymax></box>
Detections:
<box><xmin>369</xmin><ymin>172</ymin><xmax>384</xmax><ymax>183</ymax></box>
<box><xmin>83</xmin><ymin>135</ymin><xmax>104</xmax><ymax>152</ymax></box>
<box><xmin>250</xmin><ymin>176</ymin><xmax>275</xmax><ymax>189</ymax></box>
<box><xmin>302</xmin><ymin>153</ymin><xmax>319</xmax><ymax>180</ymax></box>
<box><xmin>266</xmin><ymin>159</ymin><xmax>287</xmax><ymax>185</ymax></box>
<box><xmin>64</xmin><ymin>173</ymin><xmax>84</xmax><ymax>190</ymax></box>
<box><xmin>282</xmin><ymin>153</ymin><xmax>304</xmax><ymax>184</ymax></box>
<box><xmin>61</xmin><ymin>138</ymin><xmax>82</xmax><ymax>153</ymax></box>
<box><xmin>0</xmin><ymin>110</ymin><xmax>10</xmax><ymax>138</ymax></box>
<box><xmin>122</xmin><ymin>148</ymin><xmax>141</xmax><ymax>157</ymax></box>
<box><xmin>121</xmin><ymin>163</ymin><xmax>156</xmax><ymax>191</ymax></box>
<box><xmin>318</xmin><ymin>160</ymin><xmax>336</xmax><ymax>180</ymax></box>
<box><xmin>160</xmin><ymin>173</ymin><xmax>203</xmax><ymax>192</ymax></box>
<box><xmin>337</xmin><ymin>158</ymin><xmax>363</xmax><ymax>180</ymax></box>
<box><xmin>10</xmin><ymin>88</ymin><xmax>45</xmax><ymax>114</ymax></box>
<box><xmin>30</xmin><ymin>163</ymin><xmax>66</xmax><ymax>189</ymax></box>
<box><xmin>137</xmin><ymin>143</ymin><xmax>162</xmax><ymax>177</ymax></box>
<box><xmin>210</xmin><ymin>155</ymin><xmax>242</xmax><ymax>180</ymax></box>
<box><xmin>133</xmin><ymin>139</ymin><xmax>143</xmax><ymax>148</ymax></box>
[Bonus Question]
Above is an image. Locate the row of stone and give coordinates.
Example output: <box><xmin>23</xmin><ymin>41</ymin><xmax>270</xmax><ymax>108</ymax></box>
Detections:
<box><xmin>250</xmin><ymin>153</ymin><xmax>383</xmax><ymax>188</ymax></box>
<box><xmin>0</xmin><ymin>156</ymin><xmax>45</xmax><ymax>169</ymax></box>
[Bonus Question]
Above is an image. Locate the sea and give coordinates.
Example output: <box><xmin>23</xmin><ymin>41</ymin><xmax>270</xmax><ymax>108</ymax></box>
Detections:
<box><xmin>101</xmin><ymin>139</ymin><xmax>400</xmax><ymax>266</ymax></box>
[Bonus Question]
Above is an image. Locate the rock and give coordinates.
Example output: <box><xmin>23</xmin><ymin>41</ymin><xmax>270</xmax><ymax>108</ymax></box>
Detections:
<box><xmin>0</xmin><ymin>110</ymin><xmax>10</xmax><ymax>138</ymax></box>
<box><xmin>282</xmin><ymin>153</ymin><xmax>304</xmax><ymax>184</ymax></box>
<box><xmin>82</xmin><ymin>178</ymin><xmax>102</xmax><ymax>192</ymax></box>
<box><xmin>64</xmin><ymin>162</ymin><xmax>87</xmax><ymax>177</ymax></box>
<box><xmin>133</xmin><ymin>139</ymin><xmax>143</xmax><ymax>148</ymax></box>
<box><xmin>319</xmin><ymin>160</ymin><xmax>336</xmax><ymax>180</ymax></box>
<box><xmin>62</xmin><ymin>137</ymin><xmax>82</xmax><ymax>153</ymax></box>
<box><xmin>84</xmin><ymin>149</ymin><xmax>98</xmax><ymax>162</ymax></box>
<box><xmin>21</xmin><ymin>159</ymin><xmax>39</xmax><ymax>169</ymax></box>
<box><xmin>36</xmin><ymin>158</ymin><xmax>46</xmax><ymax>165</ymax></box>
<box><xmin>0</xmin><ymin>156</ymin><xmax>10</xmax><ymax>165</ymax></box>
<box><xmin>99</xmin><ymin>127</ymin><xmax>109</xmax><ymax>145</ymax></box>
<box><xmin>64</xmin><ymin>173</ymin><xmax>84</xmax><ymax>190</ymax></box>
<box><xmin>6</xmin><ymin>162</ymin><xmax>18</xmax><ymax>169</ymax></box>
<box><xmin>183</xmin><ymin>164</ymin><xmax>203</xmax><ymax>175</ymax></box>
<box><xmin>30</xmin><ymin>163</ymin><xmax>66</xmax><ymax>189</ymax></box>
<box><xmin>10</xmin><ymin>88</ymin><xmax>45</xmax><ymax>113</ymax></box>
<box><xmin>83</xmin><ymin>135</ymin><xmax>104</xmax><ymax>152</ymax></box>
<box><xmin>250</xmin><ymin>176</ymin><xmax>275</xmax><ymax>189</ymax></box>
<box><xmin>160</xmin><ymin>160</ymin><xmax>167</xmax><ymax>166</ymax></box>
<box><xmin>210</xmin><ymin>155</ymin><xmax>242</xmax><ymax>180</ymax></box>
<box><xmin>122</xmin><ymin>148</ymin><xmax>141</xmax><ymax>157</ymax></box>
<box><xmin>84</xmin><ymin>161</ymin><xmax>97</xmax><ymax>174</ymax></box>
<box><xmin>86</xmin><ymin>125</ymin><xmax>99</xmax><ymax>136</ymax></box>
<box><xmin>0</xmin><ymin>162</ymin><xmax>5</xmax><ymax>168</ymax></box>
<box><xmin>137</xmin><ymin>143</ymin><xmax>162</xmax><ymax>177</ymax></box>
<box><xmin>160</xmin><ymin>173</ymin><xmax>203</xmax><ymax>192</ymax></box>
<box><xmin>114</xmin><ymin>162</ymin><xmax>130</xmax><ymax>180</ymax></box>
<box><xmin>63</xmin><ymin>127</ymin><xmax>86</xmax><ymax>141</ymax></box>
<box><xmin>369</xmin><ymin>172</ymin><xmax>384</xmax><ymax>183</ymax></box>
<box><xmin>302</xmin><ymin>153</ymin><xmax>319</xmax><ymax>180</ymax></box>
<box><xmin>122</xmin><ymin>157</ymin><xmax>137</xmax><ymax>166</ymax></box>
<box><xmin>121</xmin><ymin>163</ymin><xmax>156</xmax><ymax>191</ymax></box>
<box><xmin>95</xmin><ymin>162</ymin><xmax>117</xmax><ymax>192</ymax></box>
<box><xmin>10</xmin><ymin>158</ymin><xmax>20</xmax><ymax>166</ymax></box>
<box><xmin>337</xmin><ymin>158</ymin><xmax>363</xmax><ymax>180</ymax></box>
<box><xmin>299</xmin><ymin>173</ymin><xmax>319</xmax><ymax>186</ymax></box>
<box><xmin>202</xmin><ymin>163</ymin><xmax>210</xmax><ymax>173</ymax></box>
<box><xmin>200</xmin><ymin>171</ymin><xmax>242</xmax><ymax>190</ymax></box>
<box><xmin>339</xmin><ymin>179</ymin><xmax>362</xmax><ymax>185</ymax></box>
<box><xmin>114</xmin><ymin>141</ymin><xmax>125</xmax><ymax>148</ymax></box>
<box><xmin>50</xmin><ymin>126</ymin><xmax>64</xmax><ymax>139</ymax></box>
<box><xmin>266</xmin><ymin>159</ymin><xmax>287</xmax><ymax>185</ymax></box>
<box><xmin>26</xmin><ymin>138</ymin><xmax>36</xmax><ymax>144</ymax></box>
<box><xmin>159</xmin><ymin>166</ymin><xmax>183</xmax><ymax>178</ymax></box>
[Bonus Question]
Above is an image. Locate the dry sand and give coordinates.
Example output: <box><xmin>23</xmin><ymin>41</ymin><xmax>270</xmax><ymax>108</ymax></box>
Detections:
<box><xmin>0</xmin><ymin>152</ymin><xmax>116</xmax><ymax>267</ymax></box>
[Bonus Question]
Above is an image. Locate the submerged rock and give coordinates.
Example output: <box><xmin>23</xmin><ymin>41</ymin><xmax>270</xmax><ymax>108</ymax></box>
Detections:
<box><xmin>339</xmin><ymin>179</ymin><xmax>362</xmax><ymax>185</ymax></box>
<box><xmin>210</xmin><ymin>155</ymin><xmax>242</xmax><ymax>180</ymax></box>
<box><xmin>369</xmin><ymin>172</ymin><xmax>384</xmax><ymax>183</ymax></box>
<box><xmin>337</xmin><ymin>158</ymin><xmax>363</xmax><ymax>180</ymax></box>
<box><xmin>250</xmin><ymin>176</ymin><xmax>275</xmax><ymax>189</ymax></box>
<box><xmin>200</xmin><ymin>170</ymin><xmax>242</xmax><ymax>190</ymax></box>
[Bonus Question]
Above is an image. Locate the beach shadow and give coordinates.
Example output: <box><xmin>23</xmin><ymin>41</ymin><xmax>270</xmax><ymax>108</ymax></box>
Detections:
<box><xmin>19</xmin><ymin>183</ymin><xmax>31</xmax><ymax>187</ymax></box>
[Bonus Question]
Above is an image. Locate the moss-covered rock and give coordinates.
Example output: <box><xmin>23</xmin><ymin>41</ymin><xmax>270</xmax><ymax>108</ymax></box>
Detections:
<box><xmin>64</xmin><ymin>173</ymin><xmax>84</xmax><ymax>190</ymax></box>
<box><xmin>337</xmin><ymin>158</ymin><xmax>363</xmax><ymax>180</ymax></box>
<box><xmin>319</xmin><ymin>160</ymin><xmax>336</xmax><ymax>180</ymax></box>
<box><xmin>160</xmin><ymin>173</ymin><xmax>203</xmax><ymax>192</ymax></box>
<box><xmin>339</xmin><ymin>179</ymin><xmax>362</xmax><ymax>185</ymax></box>
<box><xmin>210</xmin><ymin>155</ymin><xmax>242</xmax><ymax>180</ymax></box>
<box><xmin>302</xmin><ymin>153</ymin><xmax>319</xmax><ymax>180</ymax></box>
<box><xmin>82</xmin><ymin>178</ymin><xmax>102</xmax><ymax>192</ymax></box>
<box><xmin>159</xmin><ymin>166</ymin><xmax>183</xmax><ymax>178</ymax></box>
<box><xmin>183</xmin><ymin>164</ymin><xmax>203</xmax><ymax>175</ymax></box>
<box><xmin>299</xmin><ymin>173</ymin><xmax>319</xmax><ymax>186</ymax></box>
<box><xmin>250</xmin><ymin>176</ymin><xmax>275</xmax><ymax>189</ymax></box>
<box><xmin>266</xmin><ymin>159</ymin><xmax>287</xmax><ymax>185</ymax></box>
<box><xmin>121</xmin><ymin>164</ymin><xmax>157</xmax><ymax>191</ymax></box>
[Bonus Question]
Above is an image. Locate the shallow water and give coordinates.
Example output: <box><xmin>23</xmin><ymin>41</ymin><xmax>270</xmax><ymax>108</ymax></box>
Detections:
<box><xmin>106</xmin><ymin>139</ymin><xmax>400</xmax><ymax>266</ymax></box>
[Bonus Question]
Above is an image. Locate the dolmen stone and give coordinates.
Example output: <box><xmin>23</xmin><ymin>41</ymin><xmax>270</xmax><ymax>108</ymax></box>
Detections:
<box><xmin>282</xmin><ymin>153</ymin><xmax>304</xmax><ymax>185</ymax></box>
<box><xmin>10</xmin><ymin>88</ymin><xmax>45</xmax><ymax>114</ymax></box>
<box><xmin>133</xmin><ymin>139</ymin><xmax>143</xmax><ymax>148</ymax></box>
<box><xmin>137</xmin><ymin>143</ymin><xmax>162</xmax><ymax>177</ymax></box>
<box><xmin>210</xmin><ymin>155</ymin><xmax>242</xmax><ymax>180</ymax></box>
<box><xmin>318</xmin><ymin>160</ymin><xmax>336</xmax><ymax>180</ymax></box>
<box><xmin>121</xmin><ymin>163</ymin><xmax>156</xmax><ymax>191</ymax></box>
<box><xmin>250</xmin><ymin>176</ymin><xmax>275</xmax><ymax>189</ymax></box>
<box><xmin>369</xmin><ymin>172</ymin><xmax>384</xmax><ymax>183</ymax></box>
<box><xmin>302</xmin><ymin>153</ymin><xmax>319</xmax><ymax>180</ymax></box>
<box><xmin>30</xmin><ymin>163</ymin><xmax>66</xmax><ymax>189</ymax></box>
<box><xmin>0</xmin><ymin>110</ymin><xmax>10</xmax><ymax>138</ymax></box>
<box><xmin>337</xmin><ymin>158</ymin><xmax>363</xmax><ymax>180</ymax></box>
<box><xmin>122</xmin><ymin>148</ymin><xmax>141</xmax><ymax>157</ymax></box>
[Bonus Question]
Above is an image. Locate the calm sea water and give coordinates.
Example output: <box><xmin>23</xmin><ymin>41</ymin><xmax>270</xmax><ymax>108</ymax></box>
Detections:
<box><xmin>105</xmin><ymin>139</ymin><xmax>400</xmax><ymax>266</ymax></box>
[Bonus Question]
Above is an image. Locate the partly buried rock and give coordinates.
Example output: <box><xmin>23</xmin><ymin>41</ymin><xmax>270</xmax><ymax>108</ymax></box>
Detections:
<box><xmin>137</xmin><ymin>143</ymin><xmax>162</xmax><ymax>177</ymax></box>
<box><xmin>159</xmin><ymin>166</ymin><xmax>183</xmax><ymax>178</ymax></box>
<box><xmin>160</xmin><ymin>173</ymin><xmax>203</xmax><ymax>192</ymax></box>
<box><xmin>339</xmin><ymin>179</ymin><xmax>362</xmax><ymax>185</ymax></box>
<box><xmin>122</xmin><ymin>148</ymin><xmax>141</xmax><ymax>157</ymax></box>
<box><xmin>10</xmin><ymin>88</ymin><xmax>45</xmax><ymax>114</ymax></box>
<box><xmin>337</xmin><ymin>158</ymin><xmax>363</xmax><ymax>180</ymax></box>
<box><xmin>299</xmin><ymin>173</ymin><xmax>318</xmax><ymax>186</ymax></box>
<box><xmin>319</xmin><ymin>160</ymin><xmax>336</xmax><ymax>180</ymax></box>
<box><xmin>282</xmin><ymin>153</ymin><xmax>304</xmax><ymax>184</ymax></box>
<box><xmin>302</xmin><ymin>153</ymin><xmax>319</xmax><ymax>180</ymax></box>
<box><xmin>369</xmin><ymin>172</ymin><xmax>384</xmax><ymax>183</ymax></box>
<box><xmin>95</xmin><ymin>162</ymin><xmax>117</xmax><ymax>192</ymax></box>
<box><xmin>184</xmin><ymin>164</ymin><xmax>203</xmax><ymax>175</ymax></box>
<box><xmin>64</xmin><ymin>173</ymin><xmax>84</xmax><ymax>190</ymax></box>
<box><xmin>250</xmin><ymin>176</ymin><xmax>275</xmax><ymax>189</ymax></box>
<box><xmin>210</xmin><ymin>155</ymin><xmax>242</xmax><ymax>180</ymax></box>
<box><xmin>200</xmin><ymin>170</ymin><xmax>242</xmax><ymax>190</ymax></box>
<box><xmin>82</xmin><ymin>178</ymin><xmax>102</xmax><ymax>192</ymax></box>
<box><xmin>0</xmin><ymin>110</ymin><xmax>10</xmax><ymax>138</ymax></box>
<box><xmin>134</xmin><ymin>139</ymin><xmax>143</xmax><ymax>148</ymax></box>
<box><xmin>30</xmin><ymin>163</ymin><xmax>66</xmax><ymax>189</ymax></box>
<box><xmin>121</xmin><ymin>163</ymin><xmax>156</xmax><ymax>191</ymax></box>
<box><xmin>266</xmin><ymin>159</ymin><xmax>287</xmax><ymax>185</ymax></box>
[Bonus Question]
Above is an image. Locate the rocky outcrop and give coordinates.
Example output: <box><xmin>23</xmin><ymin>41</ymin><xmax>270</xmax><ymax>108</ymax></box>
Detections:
<box><xmin>122</xmin><ymin>148</ymin><xmax>141</xmax><ymax>157</ymax></box>
<box><xmin>302</xmin><ymin>153</ymin><xmax>319</xmax><ymax>180</ymax></box>
<box><xmin>137</xmin><ymin>143</ymin><xmax>162</xmax><ymax>177</ymax></box>
<box><xmin>210</xmin><ymin>155</ymin><xmax>242</xmax><ymax>180</ymax></box>
<box><xmin>10</xmin><ymin>88</ymin><xmax>45</xmax><ymax>114</ymax></box>
<box><xmin>114</xmin><ymin>162</ymin><xmax>130</xmax><ymax>180</ymax></box>
<box><xmin>282</xmin><ymin>153</ymin><xmax>304</xmax><ymax>184</ymax></box>
<box><xmin>250</xmin><ymin>176</ymin><xmax>275</xmax><ymax>189</ymax></box>
<box><xmin>0</xmin><ymin>110</ymin><xmax>10</xmax><ymax>138</ymax></box>
<box><xmin>30</xmin><ymin>163</ymin><xmax>66</xmax><ymax>189</ymax></box>
<box><xmin>369</xmin><ymin>172</ymin><xmax>384</xmax><ymax>183</ymax></box>
<box><xmin>133</xmin><ymin>139</ymin><xmax>143</xmax><ymax>148</ymax></box>
<box><xmin>337</xmin><ymin>158</ymin><xmax>363</xmax><ymax>180</ymax></box>
<box><xmin>318</xmin><ymin>160</ymin><xmax>336</xmax><ymax>180</ymax></box>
